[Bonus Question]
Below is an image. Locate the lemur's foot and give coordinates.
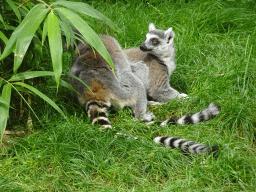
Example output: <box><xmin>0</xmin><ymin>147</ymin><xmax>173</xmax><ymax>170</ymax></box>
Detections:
<box><xmin>147</xmin><ymin>101</ymin><xmax>162</xmax><ymax>106</ymax></box>
<box><xmin>178</xmin><ymin>93</ymin><xmax>189</xmax><ymax>99</ymax></box>
<box><xmin>141</xmin><ymin>111</ymin><xmax>156</xmax><ymax>122</ymax></box>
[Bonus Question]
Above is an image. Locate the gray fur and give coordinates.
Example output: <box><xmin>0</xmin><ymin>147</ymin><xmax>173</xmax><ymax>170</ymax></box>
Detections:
<box><xmin>69</xmin><ymin>34</ymin><xmax>154</xmax><ymax>127</ymax></box>
<box><xmin>124</xmin><ymin>23</ymin><xmax>188</xmax><ymax>103</ymax></box>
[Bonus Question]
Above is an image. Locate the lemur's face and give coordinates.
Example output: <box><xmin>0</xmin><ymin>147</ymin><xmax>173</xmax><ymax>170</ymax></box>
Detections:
<box><xmin>140</xmin><ymin>23</ymin><xmax>174</xmax><ymax>57</ymax></box>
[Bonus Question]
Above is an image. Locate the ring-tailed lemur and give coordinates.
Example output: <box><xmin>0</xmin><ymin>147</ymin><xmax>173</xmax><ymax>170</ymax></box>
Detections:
<box><xmin>69</xmin><ymin>25</ymin><xmax>220</xmax><ymax>156</ymax></box>
<box><xmin>124</xmin><ymin>23</ymin><xmax>188</xmax><ymax>105</ymax></box>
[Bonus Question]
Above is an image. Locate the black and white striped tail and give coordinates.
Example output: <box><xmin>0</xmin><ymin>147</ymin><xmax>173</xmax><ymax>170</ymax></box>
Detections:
<box><xmin>155</xmin><ymin>102</ymin><xmax>220</xmax><ymax>126</ymax></box>
<box><xmin>86</xmin><ymin>100</ymin><xmax>112</xmax><ymax>129</ymax></box>
<box><xmin>154</xmin><ymin>136</ymin><xmax>219</xmax><ymax>157</ymax></box>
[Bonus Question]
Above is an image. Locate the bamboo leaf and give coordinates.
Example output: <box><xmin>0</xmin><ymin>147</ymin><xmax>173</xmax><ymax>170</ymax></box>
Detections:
<box><xmin>0</xmin><ymin>4</ymin><xmax>46</xmax><ymax>61</ymax></box>
<box><xmin>59</xmin><ymin>79</ymin><xmax>77</xmax><ymax>93</ymax></box>
<box><xmin>59</xmin><ymin>20</ymin><xmax>71</xmax><ymax>49</ymax></box>
<box><xmin>47</xmin><ymin>11</ymin><xmax>63</xmax><ymax>87</ymax></box>
<box><xmin>13</xmin><ymin>86</ymin><xmax>33</xmax><ymax>94</ymax></box>
<box><xmin>14</xmin><ymin>7</ymin><xmax>49</xmax><ymax>74</ymax></box>
<box><xmin>57</xmin><ymin>10</ymin><xmax>76</xmax><ymax>49</ymax></box>
<box><xmin>11</xmin><ymin>85</ymin><xmax>40</xmax><ymax>123</ymax></box>
<box><xmin>53</xmin><ymin>1</ymin><xmax>122</xmax><ymax>33</ymax></box>
<box><xmin>9</xmin><ymin>71</ymin><xmax>55</xmax><ymax>81</ymax></box>
<box><xmin>67</xmin><ymin>72</ymin><xmax>91</xmax><ymax>91</ymax></box>
<box><xmin>6</xmin><ymin>0</ymin><xmax>21</xmax><ymax>23</ymax></box>
<box><xmin>13</xmin><ymin>82</ymin><xmax>66</xmax><ymax>118</ymax></box>
<box><xmin>42</xmin><ymin>16</ymin><xmax>48</xmax><ymax>46</ymax></box>
<box><xmin>0</xmin><ymin>96</ymin><xmax>9</xmax><ymax>107</ymax></box>
<box><xmin>32</xmin><ymin>36</ymin><xmax>43</xmax><ymax>56</ymax></box>
<box><xmin>0</xmin><ymin>31</ymin><xmax>8</xmax><ymax>45</ymax></box>
<box><xmin>2</xmin><ymin>84</ymin><xmax>12</xmax><ymax>105</ymax></box>
<box><xmin>55</xmin><ymin>7</ymin><xmax>114</xmax><ymax>72</ymax></box>
<box><xmin>0</xmin><ymin>84</ymin><xmax>12</xmax><ymax>141</ymax></box>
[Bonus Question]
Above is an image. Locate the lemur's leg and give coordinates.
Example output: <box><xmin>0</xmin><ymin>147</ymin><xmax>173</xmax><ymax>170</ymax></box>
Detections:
<box><xmin>150</xmin><ymin>87</ymin><xmax>188</xmax><ymax>103</ymax></box>
<box><xmin>132</xmin><ymin>94</ymin><xmax>155</xmax><ymax>122</ymax></box>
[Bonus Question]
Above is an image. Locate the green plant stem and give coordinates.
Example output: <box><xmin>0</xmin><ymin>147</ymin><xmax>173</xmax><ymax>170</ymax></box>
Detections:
<box><xmin>36</xmin><ymin>0</ymin><xmax>52</xmax><ymax>10</ymax></box>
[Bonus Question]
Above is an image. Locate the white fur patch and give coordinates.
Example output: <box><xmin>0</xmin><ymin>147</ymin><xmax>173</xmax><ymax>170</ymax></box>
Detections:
<box><xmin>160</xmin><ymin>119</ymin><xmax>169</xmax><ymax>127</ymax></box>
<box><xmin>173</xmin><ymin>138</ymin><xmax>186</xmax><ymax>148</ymax></box>
<box><xmin>87</xmin><ymin>105</ymin><xmax>107</xmax><ymax>118</ymax></box>
<box><xmin>207</xmin><ymin>103</ymin><xmax>220</xmax><ymax>116</ymax></box>
<box><xmin>177</xmin><ymin>116</ymin><xmax>186</xmax><ymax>125</ymax></box>
<box><xmin>190</xmin><ymin>112</ymin><xmax>200</xmax><ymax>124</ymax></box>
<box><xmin>149</xmin><ymin>23</ymin><xmax>156</xmax><ymax>31</ymax></box>
<box><xmin>177</xmin><ymin>93</ymin><xmax>189</xmax><ymax>99</ymax></box>
<box><xmin>153</xmin><ymin>137</ymin><xmax>162</xmax><ymax>144</ymax></box>
<box><xmin>100</xmin><ymin>125</ymin><xmax>112</xmax><ymax>129</ymax></box>
<box><xmin>92</xmin><ymin>116</ymin><xmax>110</xmax><ymax>125</ymax></box>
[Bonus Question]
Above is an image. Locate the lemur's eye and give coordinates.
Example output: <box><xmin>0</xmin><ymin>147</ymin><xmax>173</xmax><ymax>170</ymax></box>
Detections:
<box><xmin>151</xmin><ymin>39</ymin><xmax>158</xmax><ymax>45</ymax></box>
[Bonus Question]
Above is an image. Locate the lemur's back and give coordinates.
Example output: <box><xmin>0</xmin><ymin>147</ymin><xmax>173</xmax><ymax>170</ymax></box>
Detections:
<box><xmin>69</xmin><ymin>34</ymin><xmax>148</xmax><ymax>128</ymax></box>
<box><xmin>70</xmin><ymin>35</ymin><xmax>131</xmax><ymax>81</ymax></box>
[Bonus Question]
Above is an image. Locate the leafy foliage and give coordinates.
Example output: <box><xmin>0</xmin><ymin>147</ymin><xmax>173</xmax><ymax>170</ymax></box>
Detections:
<box><xmin>0</xmin><ymin>0</ymin><xmax>121</xmax><ymax>141</ymax></box>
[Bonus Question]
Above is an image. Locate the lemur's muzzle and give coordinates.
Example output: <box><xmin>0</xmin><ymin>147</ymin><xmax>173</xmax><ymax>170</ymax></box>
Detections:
<box><xmin>140</xmin><ymin>43</ymin><xmax>152</xmax><ymax>52</ymax></box>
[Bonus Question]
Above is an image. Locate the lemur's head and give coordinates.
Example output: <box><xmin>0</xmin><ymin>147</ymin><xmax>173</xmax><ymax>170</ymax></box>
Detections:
<box><xmin>140</xmin><ymin>23</ymin><xmax>175</xmax><ymax>57</ymax></box>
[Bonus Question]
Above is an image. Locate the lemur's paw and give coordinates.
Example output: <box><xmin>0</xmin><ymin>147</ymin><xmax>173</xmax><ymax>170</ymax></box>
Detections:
<box><xmin>147</xmin><ymin>101</ymin><xmax>162</xmax><ymax>106</ymax></box>
<box><xmin>177</xmin><ymin>93</ymin><xmax>189</xmax><ymax>99</ymax></box>
<box><xmin>141</xmin><ymin>111</ymin><xmax>156</xmax><ymax>122</ymax></box>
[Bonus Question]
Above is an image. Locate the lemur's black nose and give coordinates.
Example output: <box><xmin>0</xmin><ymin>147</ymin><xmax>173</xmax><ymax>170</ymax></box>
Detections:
<box><xmin>140</xmin><ymin>43</ymin><xmax>152</xmax><ymax>52</ymax></box>
<box><xmin>140</xmin><ymin>43</ymin><xmax>147</xmax><ymax>51</ymax></box>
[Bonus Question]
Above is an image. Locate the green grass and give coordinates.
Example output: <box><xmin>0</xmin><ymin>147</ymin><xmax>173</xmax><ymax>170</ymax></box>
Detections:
<box><xmin>1</xmin><ymin>0</ymin><xmax>256</xmax><ymax>191</ymax></box>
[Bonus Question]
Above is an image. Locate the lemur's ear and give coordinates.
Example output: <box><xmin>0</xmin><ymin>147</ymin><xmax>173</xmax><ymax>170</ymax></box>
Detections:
<box><xmin>164</xmin><ymin>27</ymin><xmax>174</xmax><ymax>43</ymax></box>
<box><xmin>149</xmin><ymin>23</ymin><xmax>156</xmax><ymax>31</ymax></box>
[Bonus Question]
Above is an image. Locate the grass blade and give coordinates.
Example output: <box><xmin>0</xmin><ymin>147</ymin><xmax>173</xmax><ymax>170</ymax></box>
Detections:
<box><xmin>243</xmin><ymin>45</ymin><xmax>252</xmax><ymax>94</ymax></box>
<box><xmin>9</xmin><ymin>71</ymin><xmax>55</xmax><ymax>81</ymax></box>
<box><xmin>14</xmin><ymin>8</ymin><xmax>49</xmax><ymax>74</ymax></box>
<box><xmin>53</xmin><ymin>1</ymin><xmax>122</xmax><ymax>33</ymax></box>
<box><xmin>47</xmin><ymin>10</ymin><xmax>63</xmax><ymax>88</ymax></box>
<box><xmin>0</xmin><ymin>84</ymin><xmax>12</xmax><ymax>141</ymax></box>
<box><xmin>13</xmin><ymin>82</ymin><xmax>66</xmax><ymax>118</ymax></box>
<box><xmin>55</xmin><ymin>7</ymin><xmax>114</xmax><ymax>72</ymax></box>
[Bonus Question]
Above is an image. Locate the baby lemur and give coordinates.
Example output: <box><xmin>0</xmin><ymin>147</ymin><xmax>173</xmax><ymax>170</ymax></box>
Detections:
<box><xmin>69</xmin><ymin>23</ymin><xmax>220</xmax><ymax>156</ymax></box>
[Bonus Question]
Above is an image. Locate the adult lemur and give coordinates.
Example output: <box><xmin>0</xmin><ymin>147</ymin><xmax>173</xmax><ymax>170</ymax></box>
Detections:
<box><xmin>69</xmin><ymin>23</ymin><xmax>220</xmax><ymax>156</ymax></box>
<box><xmin>124</xmin><ymin>23</ymin><xmax>188</xmax><ymax>105</ymax></box>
